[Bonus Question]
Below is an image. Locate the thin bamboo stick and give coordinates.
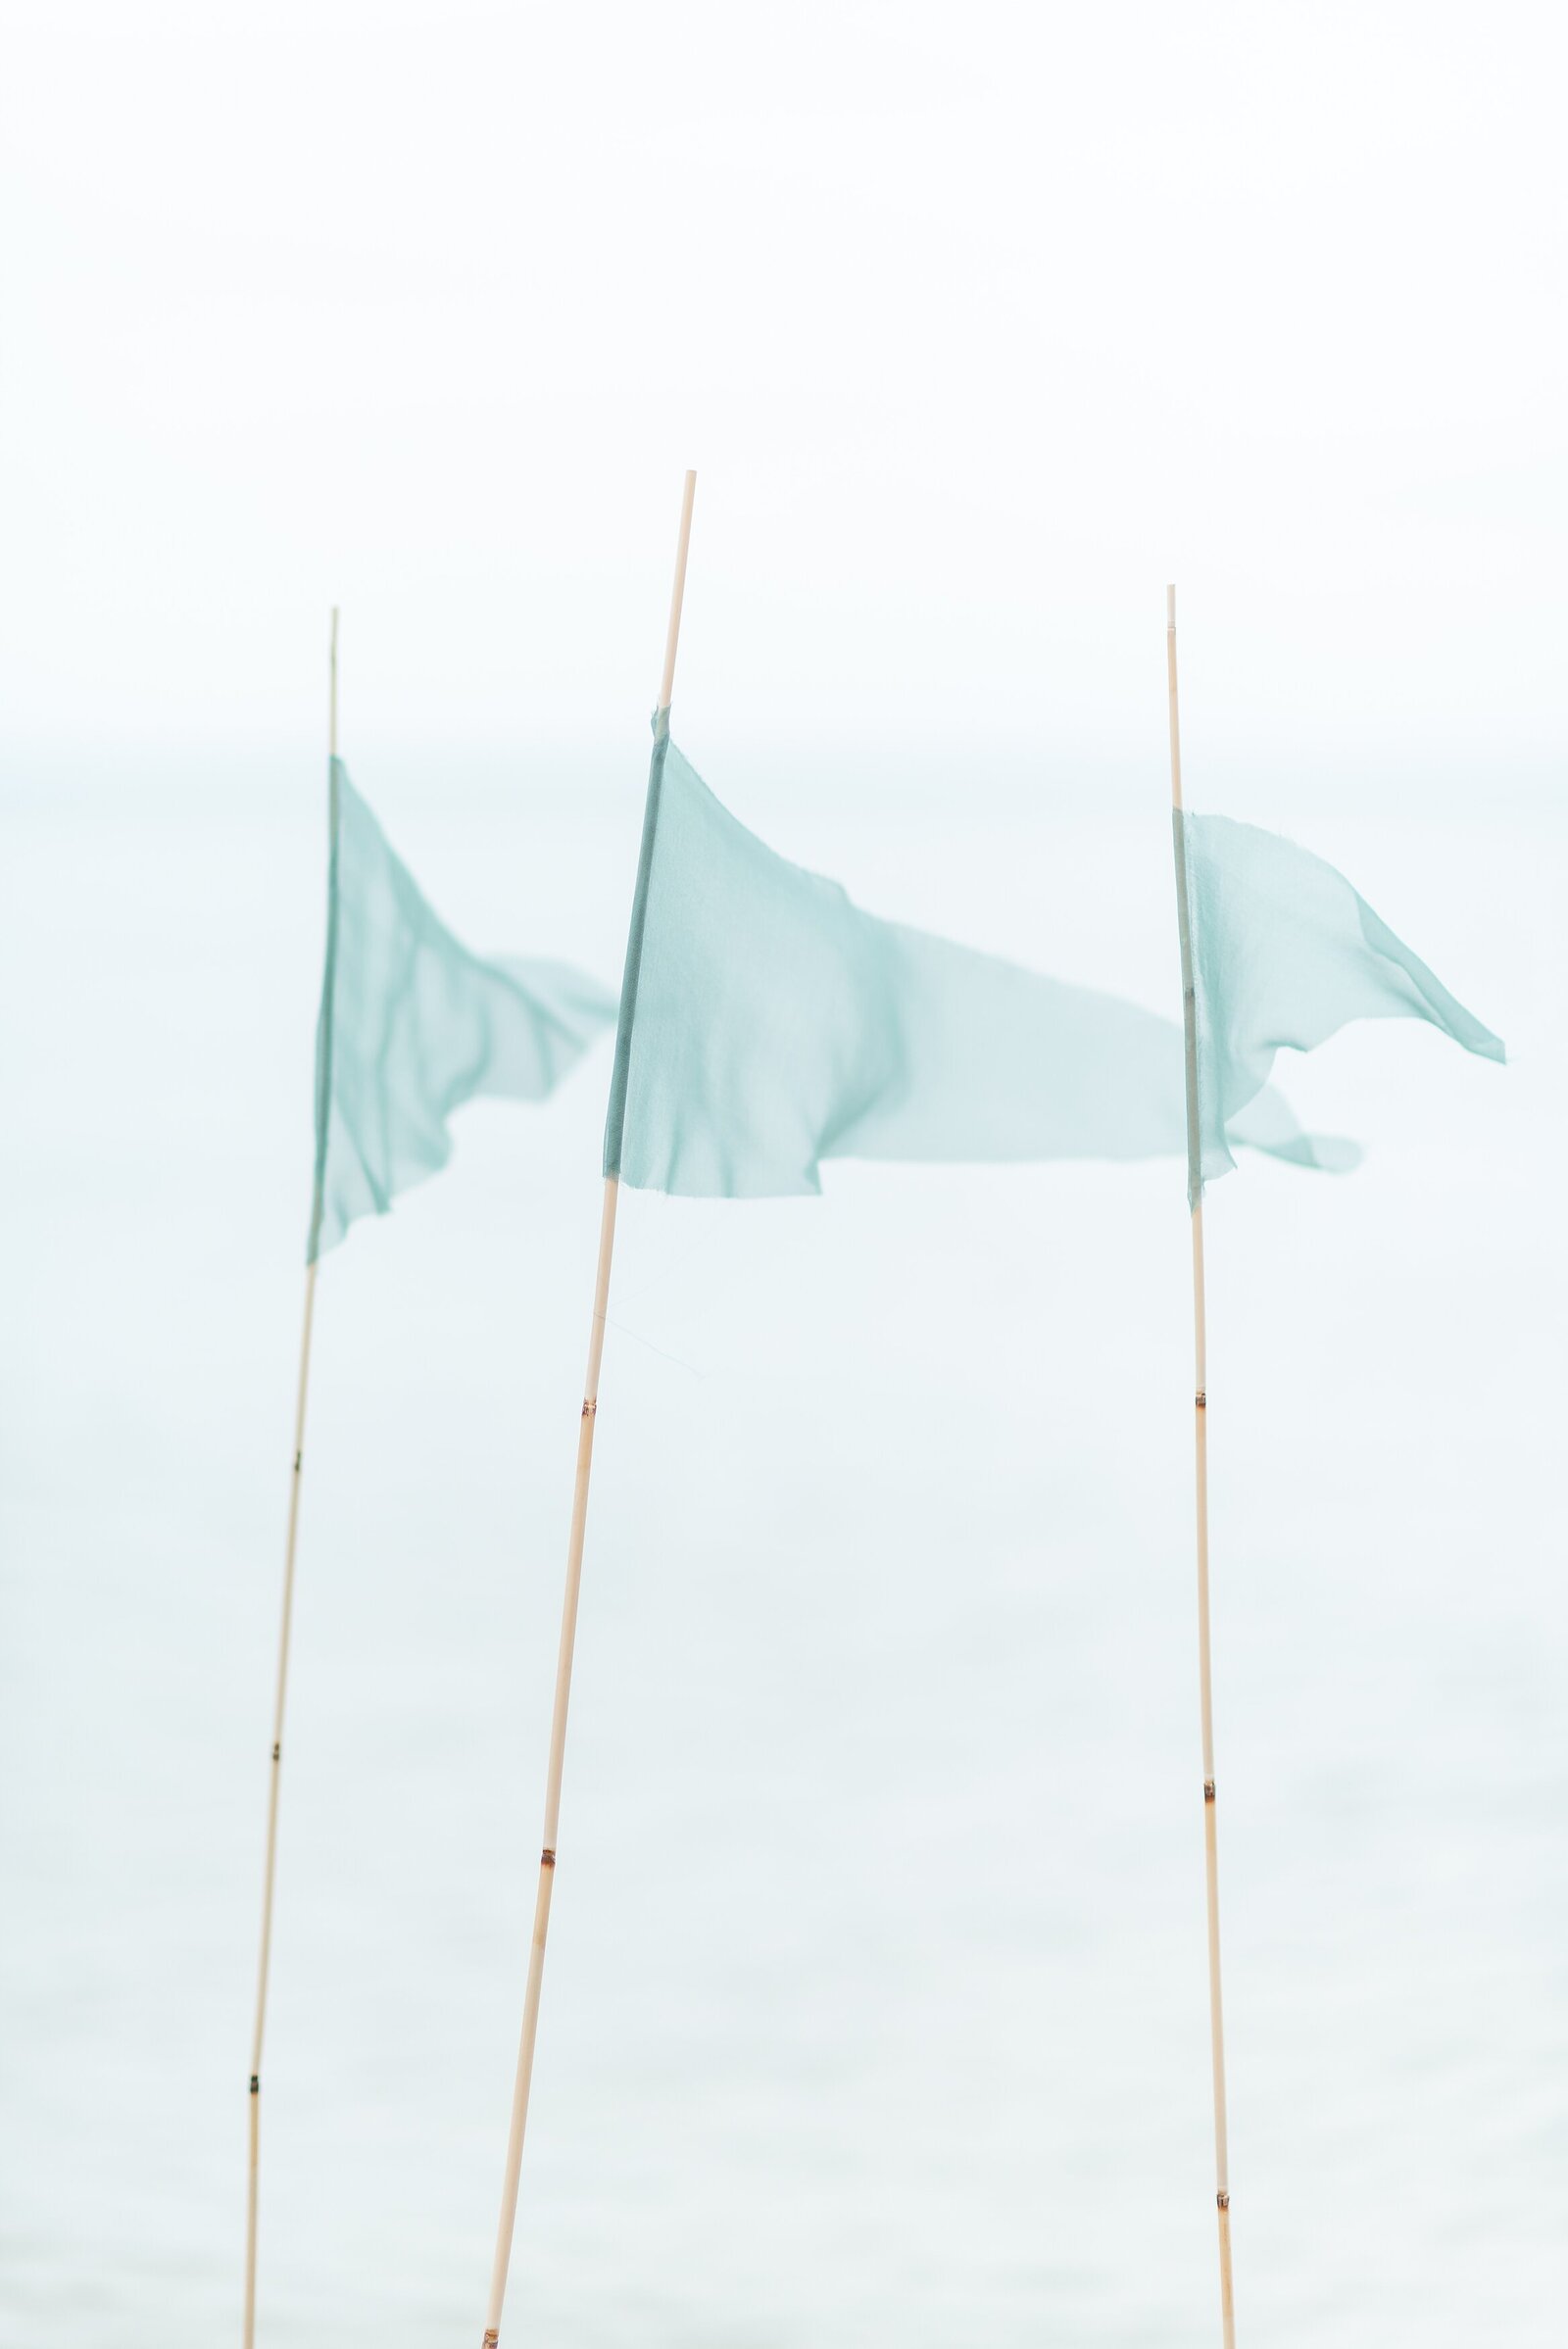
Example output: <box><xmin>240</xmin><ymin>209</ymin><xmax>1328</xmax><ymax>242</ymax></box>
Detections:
<box><xmin>480</xmin><ymin>470</ymin><xmax>698</xmax><ymax>2349</ymax></box>
<box><xmin>1167</xmin><ymin>584</ymin><xmax>1237</xmax><ymax>2348</ymax></box>
<box><xmin>242</xmin><ymin>608</ymin><xmax>338</xmax><ymax>2349</ymax></box>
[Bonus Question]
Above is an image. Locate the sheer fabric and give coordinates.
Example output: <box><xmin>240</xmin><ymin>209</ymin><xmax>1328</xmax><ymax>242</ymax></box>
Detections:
<box><xmin>1177</xmin><ymin>810</ymin><xmax>1504</xmax><ymax>1205</ymax></box>
<box><xmin>607</xmin><ymin>729</ymin><xmax>1193</xmax><ymax>1196</ymax></box>
<box><xmin>310</xmin><ymin>761</ymin><xmax>617</xmax><ymax>1258</ymax></box>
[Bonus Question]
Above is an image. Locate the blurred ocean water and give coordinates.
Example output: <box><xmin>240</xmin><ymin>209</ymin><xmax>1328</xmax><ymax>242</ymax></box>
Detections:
<box><xmin>0</xmin><ymin>755</ymin><xmax>1562</xmax><ymax>2346</ymax></box>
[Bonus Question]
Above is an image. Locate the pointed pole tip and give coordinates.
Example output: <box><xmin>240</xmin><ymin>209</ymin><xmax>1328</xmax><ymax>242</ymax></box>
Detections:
<box><xmin>658</xmin><ymin>476</ymin><xmax>698</xmax><ymax>714</ymax></box>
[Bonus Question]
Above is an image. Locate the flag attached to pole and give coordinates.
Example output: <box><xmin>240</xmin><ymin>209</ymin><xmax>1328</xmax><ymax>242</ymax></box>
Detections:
<box><xmin>309</xmin><ymin>761</ymin><xmax>618</xmax><ymax>1259</ymax></box>
<box><xmin>605</xmin><ymin>720</ymin><xmax>1209</xmax><ymax>1197</ymax></box>
<box><xmin>1173</xmin><ymin>810</ymin><xmax>1504</xmax><ymax>1204</ymax></box>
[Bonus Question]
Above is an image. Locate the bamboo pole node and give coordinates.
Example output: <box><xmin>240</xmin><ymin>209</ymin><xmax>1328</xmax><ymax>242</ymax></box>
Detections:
<box><xmin>271</xmin><ymin>1742</ymin><xmax>280</xmax><ymax>1762</ymax></box>
<box><xmin>1203</xmin><ymin>1781</ymin><xmax>1216</xmax><ymax>1803</ymax></box>
<box><xmin>1217</xmin><ymin>2192</ymin><xmax>1231</xmax><ymax>2211</ymax></box>
<box><xmin>483</xmin><ymin>2331</ymin><xmax>499</xmax><ymax>2347</ymax></box>
<box><xmin>249</xmin><ymin>2076</ymin><xmax>259</xmax><ymax>2094</ymax></box>
<box><xmin>581</xmin><ymin>1398</ymin><xmax>597</xmax><ymax>1417</ymax></box>
<box><xmin>1195</xmin><ymin>1391</ymin><xmax>1206</xmax><ymax>1409</ymax></box>
<box><xmin>540</xmin><ymin>1849</ymin><xmax>557</xmax><ymax>1869</ymax></box>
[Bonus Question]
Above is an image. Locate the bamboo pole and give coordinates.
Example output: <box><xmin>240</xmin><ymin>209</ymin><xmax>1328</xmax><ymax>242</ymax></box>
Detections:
<box><xmin>1167</xmin><ymin>585</ymin><xmax>1236</xmax><ymax>2348</ymax></box>
<box><xmin>242</xmin><ymin>608</ymin><xmax>338</xmax><ymax>2349</ymax></box>
<box><xmin>480</xmin><ymin>470</ymin><xmax>698</xmax><ymax>2349</ymax></box>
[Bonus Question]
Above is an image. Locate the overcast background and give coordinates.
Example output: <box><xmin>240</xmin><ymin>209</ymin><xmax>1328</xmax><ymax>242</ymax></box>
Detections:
<box><xmin>1</xmin><ymin>6</ymin><xmax>1564</xmax><ymax>2346</ymax></box>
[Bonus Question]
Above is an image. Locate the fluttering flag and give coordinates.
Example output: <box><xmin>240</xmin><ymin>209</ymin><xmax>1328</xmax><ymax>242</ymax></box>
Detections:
<box><xmin>309</xmin><ymin>760</ymin><xmax>618</xmax><ymax>1258</ymax></box>
<box><xmin>1174</xmin><ymin>810</ymin><xmax>1505</xmax><ymax>1204</ymax></box>
<box><xmin>606</xmin><ymin>721</ymin><xmax>1236</xmax><ymax>1196</ymax></box>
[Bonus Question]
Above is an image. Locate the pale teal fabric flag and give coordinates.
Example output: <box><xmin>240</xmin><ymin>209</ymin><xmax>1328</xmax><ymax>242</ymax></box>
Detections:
<box><xmin>1174</xmin><ymin>809</ymin><xmax>1504</xmax><ymax>1205</ymax></box>
<box><xmin>309</xmin><ymin>760</ymin><xmax>618</xmax><ymax>1259</ymax></box>
<box><xmin>606</xmin><ymin>724</ymin><xmax>1222</xmax><ymax>1196</ymax></box>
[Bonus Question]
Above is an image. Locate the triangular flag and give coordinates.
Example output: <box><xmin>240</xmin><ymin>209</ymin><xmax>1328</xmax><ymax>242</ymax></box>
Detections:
<box><xmin>310</xmin><ymin>762</ymin><xmax>617</xmax><ymax>1257</ymax></box>
<box><xmin>1174</xmin><ymin>809</ymin><xmax>1503</xmax><ymax>1204</ymax></box>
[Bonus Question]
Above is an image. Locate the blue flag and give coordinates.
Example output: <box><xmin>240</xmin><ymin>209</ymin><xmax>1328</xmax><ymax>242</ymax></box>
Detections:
<box><xmin>1174</xmin><ymin>809</ymin><xmax>1504</xmax><ymax>1205</ymax></box>
<box><xmin>606</xmin><ymin>725</ymin><xmax>1249</xmax><ymax>1197</ymax></box>
<box><xmin>310</xmin><ymin>762</ymin><xmax>618</xmax><ymax>1259</ymax></box>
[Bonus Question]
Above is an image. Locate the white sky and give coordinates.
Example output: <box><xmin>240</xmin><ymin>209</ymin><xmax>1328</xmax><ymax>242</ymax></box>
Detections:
<box><xmin>3</xmin><ymin>2</ymin><xmax>1564</xmax><ymax>801</ymax></box>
